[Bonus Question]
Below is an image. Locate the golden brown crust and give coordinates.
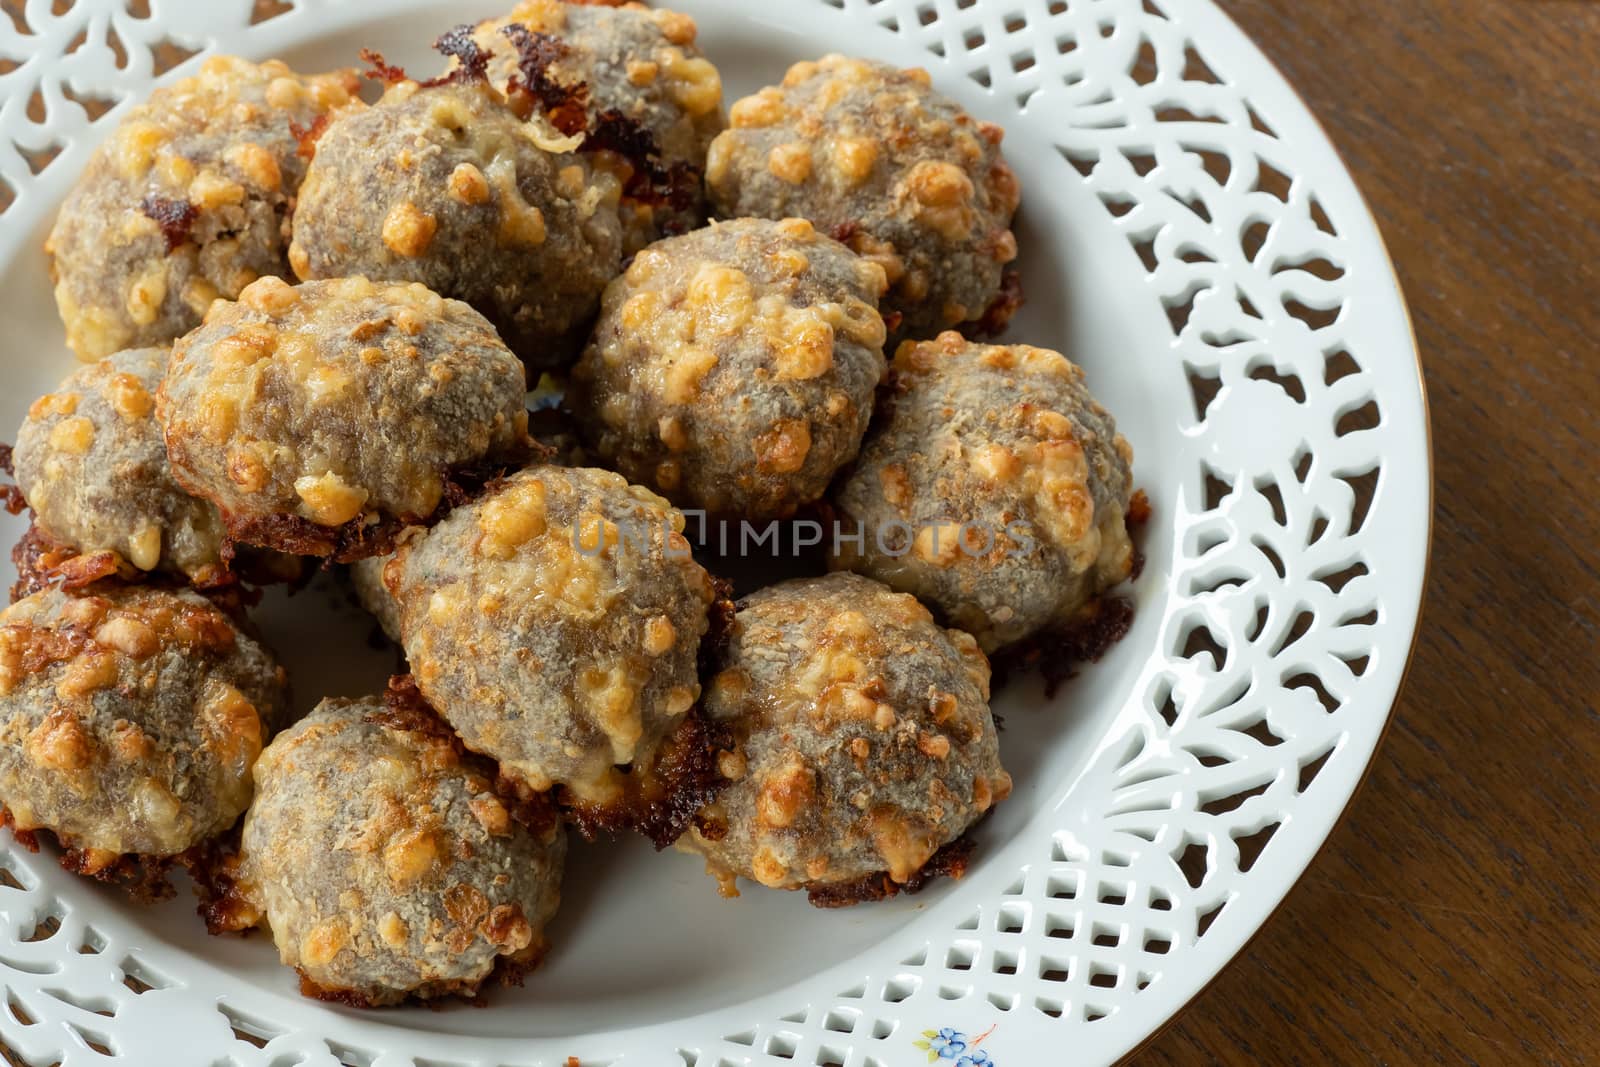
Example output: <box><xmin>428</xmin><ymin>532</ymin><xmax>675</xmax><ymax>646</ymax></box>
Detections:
<box><xmin>183</xmin><ymin>830</ymin><xmax>262</xmax><ymax>935</ymax></box>
<box><xmin>0</xmin><ymin>445</ymin><xmax>25</xmax><ymax>517</ymax></box>
<box><xmin>988</xmin><ymin>595</ymin><xmax>1135</xmax><ymax>698</ymax></box>
<box><xmin>1128</xmin><ymin>487</ymin><xmax>1152</xmax><ymax>527</ymax></box>
<box><xmin>0</xmin><ymin>804</ymin><xmax>39</xmax><ymax>852</ymax></box>
<box><xmin>58</xmin><ymin>840</ymin><xmax>181</xmax><ymax>903</ymax></box>
<box><xmin>804</xmin><ymin>832</ymin><xmax>975</xmax><ymax>908</ymax></box>
<box><xmin>1</xmin><ymin>806</ymin><xmax>187</xmax><ymax>902</ymax></box>
<box><xmin>9</xmin><ymin>522</ymin><xmax>136</xmax><ymax>603</ymax></box>
<box><xmin>221</xmin><ymin>510</ymin><xmax>407</xmax><ymax>566</ymax></box>
<box><xmin>562</xmin><ymin>704</ymin><xmax>730</xmax><ymax>848</ymax></box>
<box><xmin>372</xmin><ymin>672</ymin><xmax>462</xmax><ymax>742</ymax></box>
<box><xmin>9</xmin><ymin>519</ymin><xmax>302</xmax><ymax>612</ymax></box>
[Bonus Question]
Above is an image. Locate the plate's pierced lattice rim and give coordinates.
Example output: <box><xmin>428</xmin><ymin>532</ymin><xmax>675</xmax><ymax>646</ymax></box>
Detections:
<box><xmin>0</xmin><ymin>0</ymin><xmax>1426</xmax><ymax>1064</ymax></box>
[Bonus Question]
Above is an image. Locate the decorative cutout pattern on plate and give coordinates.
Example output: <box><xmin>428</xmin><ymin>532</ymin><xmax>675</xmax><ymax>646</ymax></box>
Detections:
<box><xmin>0</xmin><ymin>0</ymin><xmax>1426</xmax><ymax>1064</ymax></box>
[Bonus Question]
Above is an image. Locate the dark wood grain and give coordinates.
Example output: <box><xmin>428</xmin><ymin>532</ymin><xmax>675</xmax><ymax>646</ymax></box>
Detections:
<box><xmin>1142</xmin><ymin>0</ymin><xmax>1600</xmax><ymax>1063</ymax></box>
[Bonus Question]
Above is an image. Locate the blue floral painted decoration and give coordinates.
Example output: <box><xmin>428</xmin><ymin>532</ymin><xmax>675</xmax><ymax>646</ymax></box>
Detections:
<box><xmin>913</xmin><ymin>1024</ymin><xmax>998</xmax><ymax>1065</ymax></box>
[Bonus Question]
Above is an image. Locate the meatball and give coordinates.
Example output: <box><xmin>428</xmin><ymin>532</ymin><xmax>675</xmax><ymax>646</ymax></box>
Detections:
<box><xmin>346</xmin><ymin>401</ymin><xmax>594</xmax><ymax>645</ymax></box>
<box><xmin>237</xmin><ymin>695</ymin><xmax>565</xmax><ymax>1005</ymax></box>
<box><xmin>569</xmin><ymin>218</ymin><xmax>889</xmax><ymax>518</ymax></box>
<box><xmin>13</xmin><ymin>348</ymin><xmax>232</xmax><ymax>587</ymax></box>
<box><xmin>831</xmin><ymin>333</ymin><xmax>1135</xmax><ymax>652</ymax></box>
<box><xmin>46</xmin><ymin>56</ymin><xmax>359</xmax><ymax>361</ymax></box>
<box><xmin>706</xmin><ymin>55</ymin><xmax>1022</xmax><ymax>343</ymax></box>
<box><xmin>467</xmin><ymin>0</ymin><xmax>726</xmax><ymax>253</ymax></box>
<box><xmin>290</xmin><ymin>75</ymin><xmax>623</xmax><ymax>368</ymax></box>
<box><xmin>158</xmin><ymin>276</ymin><xmax>531</xmax><ymax>561</ymax></box>
<box><xmin>386</xmin><ymin>466</ymin><xmax>715</xmax><ymax>814</ymax></box>
<box><xmin>0</xmin><ymin>585</ymin><xmax>288</xmax><ymax>876</ymax></box>
<box><xmin>349</xmin><ymin>556</ymin><xmax>402</xmax><ymax>643</ymax></box>
<box><xmin>677</xmin><ymin>573</ymin><xmax>1010</xmax><ymax>904</ymax></box>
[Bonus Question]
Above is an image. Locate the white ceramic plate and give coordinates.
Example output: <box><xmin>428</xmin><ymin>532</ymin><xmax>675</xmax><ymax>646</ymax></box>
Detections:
<box><xmin>0</xmin><ymin>1</ymin><xmax>1428</xmax><ymax>1064</ymax></box>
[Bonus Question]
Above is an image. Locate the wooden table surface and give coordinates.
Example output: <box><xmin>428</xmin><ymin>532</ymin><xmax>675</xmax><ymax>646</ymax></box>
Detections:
<box><xmin>1143</xmin><ymin>0</ymin><xmax>1600</xmax><ymax>1063</ymax></box>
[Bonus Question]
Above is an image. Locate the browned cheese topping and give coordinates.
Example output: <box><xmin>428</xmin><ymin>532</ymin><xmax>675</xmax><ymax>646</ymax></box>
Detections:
<box><xmin>387</xmin><ymin>465</ymin><xmax>715</xmax><ymax>807</ymax></box>
<box><xmin>678</xmin><ymin>573</ymin><xmax>1011</xmax><ymax>897</ymax></box>
<box><xmin>706</xmin><ymin>55</ymin><xmax>1021</xmax><ymax>343</ymax></box>
<box><xmin>466</xmin><ymin>0</ymin><xmax>726</xmax><ymax>253</ymax></box>
<box><xmin>0</xmin><ymin>585</ymin><xmax>287</xmax><ymax>867</ymax></box>
<box><xmin>571</xmin><ymin>217</ymin><xmax>889</xmax><ymax>518</ymax></box>
<box><xmin>13</xmin><ymin>348</ymin><xmax>227</xmax><ymax>583</ymax></box>
<box><xmin>290</xmin><ymin>73</ymin><xmax>624</xmax><ymax>368</ymax></box>
<box><xmin>47</xmin><ymin>56</ymin><xmax>360</xmax><ymax>360</ymax></box>
<box><xmin>238</xmin><ymin>697</ymin><xmax>564</xmax><ymax>1005</ymax></box>
<box><xmin>831</xmin><ymin>332</ymin><xmax>1136</xmax><ymax>652</ymax></box>
<box><xmin>157</xmin><ymin>276</ymin><xmax>529</xmax><ymax>558</ymax></box>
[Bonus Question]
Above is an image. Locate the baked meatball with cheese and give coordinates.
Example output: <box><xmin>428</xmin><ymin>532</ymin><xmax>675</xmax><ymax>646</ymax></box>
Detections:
<box><xmin>236</xmin><ymin>695</ymin><xmax>565</xmax><ymax>1005</ymax></box>
<box><xmin>158</xmin><ymin>276</ymin><xmax>530</xmax><ymax>561</ymax></box>
<box><xmin>706</xmin><ymin>55</ymin><xmax>1021</xmax><ymax>343</ymax></box>
<box><xmin>466</xmin><ymin>0</ymin><xmax>726</xmax><ymax>253</ymax></box>
<box><xmin>386</xmin><ymin>466</ymin><xmax>715</xmax><ymax>819</ymax></box>
<box><xmin>569</xmin><ymin>218</ymin><xmax>888</xmax><ymax>518</ymax></box>
<box><xmin>349</xmin><ymin>555</ymin><xmax>403</xmax><ymax>643</ymax></box>
<box><xmin>831</xmin><ymin>333</ymin><xmax>1135</xmax><ymax>653</ymax></box>
<box><xmin>12</xmin><ymin>347</ymin><xmax>228</xmax><ymax>585</ymax></box>
<box><xmin>0</xmin><ymin>586</ymin><xmax>287</xmax><ymax>879</ymax></box>
<box><xmin>46</xmin><ymin>56</ymin><xmax>359</xmax><ymax>360</ymax></box>
<box><xmin>290</xmin><ymin>74</ymin><xmax>623</xmax><ymax>368</ymax></box>
<box><xmin>678</xmin><ymin>573</ymin><xmax>1010</xmax><ymax>904</ymax></box>
<box><xmin>346</xmin><ymin>396</ymin><xmax>595</xmax><ymax>645</ymax></box>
